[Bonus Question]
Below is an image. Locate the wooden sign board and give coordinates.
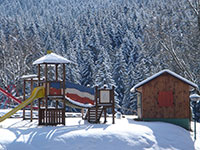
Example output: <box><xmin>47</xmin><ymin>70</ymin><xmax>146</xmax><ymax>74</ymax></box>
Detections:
<box><xmin>99</xmin><ymin>89</ymin><xmax>111</xmax><ymax>104</ymax></box>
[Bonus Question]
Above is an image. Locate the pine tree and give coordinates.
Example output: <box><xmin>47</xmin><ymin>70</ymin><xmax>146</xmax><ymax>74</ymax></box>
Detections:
<box><xmin>113</xmin><ymin>47</ymin><xmax>129</xmax><ymax>107</ymax></box>
<box><xmin>64</xmin><ymin>41</ymin><xmax>81</xmax><ymax>84</ymax></box>
<box><xmin>94</xmin><ymin>47</ymin><xmax>115</xmax><ymax>89</ymax></box>
<box><xmin>80</xmin><ymin>49</ymin><xmax>95</xmax><ymax>87</ymax></box>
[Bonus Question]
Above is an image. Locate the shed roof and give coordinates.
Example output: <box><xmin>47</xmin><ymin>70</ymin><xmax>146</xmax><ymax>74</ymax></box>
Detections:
<box><xmin>33</xmin><ymin>53</ymin><xmax>73</xmax><ymax>65</ymax></box>
<box><xmin>131</xmin><ymin>69</ymin><xmax>198</xmax><ymax>92</ymax></box>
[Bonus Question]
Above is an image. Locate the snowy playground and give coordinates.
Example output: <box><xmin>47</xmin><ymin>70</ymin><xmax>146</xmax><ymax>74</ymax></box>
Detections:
<box><xmin>0</xmin><ymin>52</ymin><xmax>200</xmax><ymax>150</ymax></box>
<box><xmin>0</xmin><ymin>109</ymin><xmax>199</xmax><ymax>150</ymax></box>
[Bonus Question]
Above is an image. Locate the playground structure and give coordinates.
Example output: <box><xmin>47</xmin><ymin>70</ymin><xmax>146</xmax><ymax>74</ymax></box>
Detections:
<box><xmin>0</xmin><ymin>84</ymin><xmax>20</xmax><ymax>109</ymax></box>
<box><xmin>0</xmin><ymin>84</ymin><xmax>38</xmax><ymax>110</ymax></box>
<box><xmin>33</xmin><ymin>52</ymin><xmax>68</xmax><ymax>125</ymax></box>
<box><xmin>86</xmin><ymin>86</ymin><xmax>115</xmax><ymax>124</ymax></box>
<box><xmin>0</xmin><ymin>87</ymin><xmax>44</xmax><ymax>122</ymax></box>
<box><xmin>0</xmin><ymin>52</ymin><xmax>115</xmax><ymax>125</ymax></box>
<box><xmin>21</xmin><ymin>74</ymin><xmax>42</xmax><ymax>121</ymax></box>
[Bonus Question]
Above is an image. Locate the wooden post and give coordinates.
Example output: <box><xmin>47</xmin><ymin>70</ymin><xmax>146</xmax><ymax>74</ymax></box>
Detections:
<box><xmin>104</xmin><ymin>107</ymin><xmax>107</xmax><ymax>123</ymax></box>
<box><xmin>55</xmin><ymin>64</ymin><xmax>58</xmax><ymax>81</ymax></box>
<box><xmin>38</xmin><ymin>64</ymin><xmax>41</xmax><ymax>86</ymax></box>
<box><xmin>62</xmin><ymin>64</ymin><xmax>66</xmax><ymax>125</ymax></box>
<box><xmin>55</xmin><ymin>64</ymin><xmax>58</xmax><ymax>124</ymax></box>
<box><xmin>95</xmin><ymin>86</ymin><xmax>98</xmax><ymax>123</ymax></box>
<box><xmin>81</xmin><ymin>108</ymin><xmax>84</xmax><ymax>119</ymax></box>
<box><xmin>30</xmin><ymin>78</ymin><xmax>33</xmax><ymax>122</ymax></box>
<box><xmin>112</xmin><ymin>86</ymin><xmax>115</xmax><ymax>124</ymax></box>
<box><xmin>88</xmin><ymin>108</ymin><xmax>90</xmax><ymax>122</ymax></box>
<box><xmin>55</xmin><ymin>100</ymin><xmax>58</xmax><ymax>124</ymax></box>
<box><xmin>38</xmin><ymin>64</ymin><xmax>41</xmax><ymax>125</ymax></box>
<box><xmin>45</xmin><ymin>63</ymin><xmax>48</xmax><ymax>125</ymax></box>
<box><xmin>23</xmin><ymin>80</ymin><xmax>26</xmax><ymax>120</ymax></box>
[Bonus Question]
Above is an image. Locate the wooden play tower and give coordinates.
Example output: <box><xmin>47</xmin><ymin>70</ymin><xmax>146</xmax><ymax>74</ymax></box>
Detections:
<box><xmin>33</xmin><ymin>51</ymin><xmax>72</xmax><ymax>125</ymax></box>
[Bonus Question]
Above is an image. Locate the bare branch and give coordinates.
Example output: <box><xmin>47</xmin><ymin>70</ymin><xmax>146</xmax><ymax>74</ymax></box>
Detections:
<box><xmin>186</xmin><ymin>0</ymin><xmax>199</xmax><ymax>16</ymax></box>
<box><xmin>146</xmin><ymin>29</ymin><xmax>195</xmax><ymax>82</ymax></box>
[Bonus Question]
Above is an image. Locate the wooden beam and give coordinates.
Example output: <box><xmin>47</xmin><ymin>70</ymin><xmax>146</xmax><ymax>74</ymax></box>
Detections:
<box><xmin>112</xmin><ymin>86</ymin><xmax>115</xmax><ymax>124</ymax></box>
<box><xmin>81</xmin><ymin>108</ymin><xmax>84</xmax><ymax>119</ymax></box>
<box><xmin>104</xmin><ymin>107</ymin><xmax>107</xmax><ymax>123</ymax></box>
<box><xmin>95</xmin><ymin>86</ymin><xmax>98</xmax><ymax>123</ymax></box>
<box><xmin>30</xmin><ymin>78</ymin><xmax>33</xmax><ymax>122</ymax></box>
<box><xmin>62</xmin><ymin>64</ymin><xmax>66</xmax><ymax>125</ymax></box>
<box><xmin>38</xmin><ymin>64</ymin><xmax>41</xmax><ymax>86</ymax></box>
<box><xmin>23</xmin><ymin>80</ymin><xmax>26</xmax><ymax>120</ymax></box>
<box><xmin>56</xmin><ymin>64</ymin><xmax>58</xmax><ymax>81</ymax></box>
<box><xmin>38</xmin><ymin>64</ymin><xmax>41</xmax><ymax>125</ymax></box>
<box><xmin>45</xmin><ymin>63</ymin><xmax>48</xmax><ymax>125</ymax></box>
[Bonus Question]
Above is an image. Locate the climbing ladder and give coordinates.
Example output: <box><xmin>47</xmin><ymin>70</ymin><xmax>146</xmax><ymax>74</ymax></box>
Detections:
<box><xmin>83</xmin><ymin>86</ymin><xmax>115</xmax><ymax>124</ymax></box>
<box><xmin>87</xmin><ymin>106</ymin><xmax>103</xmax><ymax>123</ymax></box>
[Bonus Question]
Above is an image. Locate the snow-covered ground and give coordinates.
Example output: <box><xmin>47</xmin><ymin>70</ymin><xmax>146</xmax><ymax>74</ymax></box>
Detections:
<box><xmin>0</xmin><ymin>109</ymin><xmax>199</xmax><ymax>150</ymax></box>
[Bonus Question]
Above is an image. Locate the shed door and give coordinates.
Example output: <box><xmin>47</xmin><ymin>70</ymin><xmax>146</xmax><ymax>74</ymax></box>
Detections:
<box><xmin>158</xmin><ymin>91</ymin><xmax>173</xmax><ymax>107</ymax></box>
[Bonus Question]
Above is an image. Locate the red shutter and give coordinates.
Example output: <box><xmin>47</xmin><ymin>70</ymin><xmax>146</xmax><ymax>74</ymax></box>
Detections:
<box><xmin>158</xmin><ymin>91</ymin><xmax>173</xmax><ymax>107</ymax></box>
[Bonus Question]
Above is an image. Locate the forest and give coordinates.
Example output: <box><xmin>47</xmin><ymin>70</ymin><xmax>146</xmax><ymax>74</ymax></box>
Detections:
<box><xmin>0</xmin><ymin>0</ymin><xmax>199</xmax><ymax>115</ymax></box>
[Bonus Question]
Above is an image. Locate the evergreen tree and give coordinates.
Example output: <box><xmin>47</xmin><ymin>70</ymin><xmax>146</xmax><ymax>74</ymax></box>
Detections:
<box><xmin>113</xmin><ymin>47</ymin><xmax>129</xmax><ymax>107</ymax></box>
<box><xmin>80</xmin><ymin>49</ymin><xmax>95</xmax><ymax>87</ymax></box>
<box><xmin>64</xmin><ymin>42</ymin><xmax>81</xmax><ymax>84</ymax></box>
<box><xmin>94</xmin><ymin>47</ymin><xmax>115</xmax><ymax>88</ymax></box>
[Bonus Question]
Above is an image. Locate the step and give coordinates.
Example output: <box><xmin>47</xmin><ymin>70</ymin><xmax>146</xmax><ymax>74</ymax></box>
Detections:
<box><xmin>89</xmin><ymin>112</ymin><xmax>102</xmax><ymax>114</ymax></box>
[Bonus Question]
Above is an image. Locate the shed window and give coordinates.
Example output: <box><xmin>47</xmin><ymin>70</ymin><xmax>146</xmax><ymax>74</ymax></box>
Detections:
<box><xmin>158</xmin><ymin>91</ymin><xmax>173</xmax><ymax>107</ymax></box>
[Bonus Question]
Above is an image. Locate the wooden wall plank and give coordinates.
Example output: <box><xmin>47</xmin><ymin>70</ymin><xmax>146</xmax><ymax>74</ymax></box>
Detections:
<box><xmin>141</xmin><ymin>73</ymin><xmax>190</xmax><ymax>119</ymax></box>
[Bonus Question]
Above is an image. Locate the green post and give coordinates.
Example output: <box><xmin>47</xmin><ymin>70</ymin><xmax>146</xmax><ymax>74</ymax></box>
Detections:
<box><xmin>194</xmin><ymin>101</ymin><xmax>196</xmax><ymax>140</ymax></box>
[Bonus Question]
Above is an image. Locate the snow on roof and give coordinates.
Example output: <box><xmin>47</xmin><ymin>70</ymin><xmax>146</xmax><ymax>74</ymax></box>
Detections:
<box><xmin>21</xmin><ymin>74</ymin><xmax>45</xmax><ymax>80</ymax></box>
<box><xmin>131</xmin><ymin>69</ymin><xmax>198</xmax><ymax>92</ymax></box>
<box><xmin>190</xmin><ymin>94</ymin><xmax>200</xmax><ymax>101</ymax></box>
<box><xmin>33</xmin><ymin>53</ymin><xmax>73</xmax><ymax>65</ymax></box>
<box><xmin>21</xmin><ymin>74</ymin><xmax>38</xmax><ymax>79</ymax></box>
<box><xmin>65</xmin><ymin>96</ymin><xmax>94</xmax><ymax>108</ymax></box>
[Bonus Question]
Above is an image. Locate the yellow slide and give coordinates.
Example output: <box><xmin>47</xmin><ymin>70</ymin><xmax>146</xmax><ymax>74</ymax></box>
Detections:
<box><xmin>0</xmin><ymin>86</ymin><xmax>45</xmax><ymax>122</ymax></box>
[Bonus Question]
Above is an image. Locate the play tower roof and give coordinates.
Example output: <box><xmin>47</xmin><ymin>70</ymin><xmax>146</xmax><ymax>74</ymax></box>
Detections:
<box><xmin>33</xmin><ymin>53</ymin><xmax>73</xmax><ymax>65</ymax></box>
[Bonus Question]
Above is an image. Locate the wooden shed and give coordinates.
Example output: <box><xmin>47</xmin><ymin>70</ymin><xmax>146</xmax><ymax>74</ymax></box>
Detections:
<box><xmin>131</xmin><ymin>69</ymin><xmax>198</xmax><ymax>130</ymax></box>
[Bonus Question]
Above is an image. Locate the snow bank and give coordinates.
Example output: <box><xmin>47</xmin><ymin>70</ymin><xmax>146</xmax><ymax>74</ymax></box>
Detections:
<box><xmin>0</xmin><ymin>113</ymin><xmax>198</xmax><ymax>150</ymax></box>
